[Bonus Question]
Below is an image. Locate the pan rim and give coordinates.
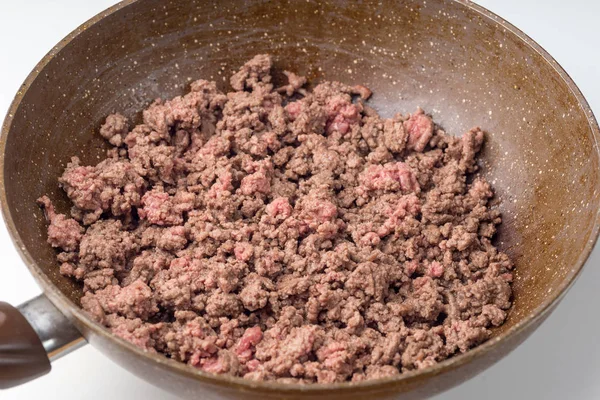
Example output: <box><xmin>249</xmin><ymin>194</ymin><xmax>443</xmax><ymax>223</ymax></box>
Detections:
<box><xmin>1</xmin><ymin>0</ymin><xmax>599</xmax><ymax>393</ymax></box>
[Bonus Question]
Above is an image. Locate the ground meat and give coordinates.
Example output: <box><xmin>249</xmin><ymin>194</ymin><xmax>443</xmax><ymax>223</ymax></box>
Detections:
<box><xmin>80</xmin><ymin>280</ymin><xmax>158</xmax><ymax>322</ymax></box>
<box><xmin>277</xmin><ymin>71</ymin><xmax>307</xmax><ymax>96</ymax></box>
<box><xmin>58</xmin><ymin>156</ymin><xmax>146</xmax><ymax>224</ymax></box>
<box><xmin>39</xmin><ymin>55</ymin><xmax>514</xmax><ymax>383</ymax></box>
<box><xmin>230</xmin><ymin>54</ymin><xmax>273</xmax><ymax>91</ymax></box>
<box><xmin>37</xmin><ymin>196</ymin><xmax>83</xmax><ymax>252</ymax></box>
<box><xmin>404</xmin><ymin>108</ymin><xmax>434</xmax><ymax>152</ymax></box>
<box><xmin>358</xmin><ymin>162</ymin><xmax>420</xmax><ymax>193</ymax></box>
<box><xmin>100</xmin><ymin>113</ymin><xmax>129</xmax><ymax>146</ymax></box>
<box><xmin>139</xmin><ymin>189</ymin><xmax>188</xmax><ymax>226</ymax></box>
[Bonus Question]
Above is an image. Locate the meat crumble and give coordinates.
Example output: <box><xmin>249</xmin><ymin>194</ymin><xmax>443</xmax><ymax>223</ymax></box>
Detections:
<box><xmin>38</xmin><ymin>54</ymin><xmax>513</xmax><ymax>383</ymax></box>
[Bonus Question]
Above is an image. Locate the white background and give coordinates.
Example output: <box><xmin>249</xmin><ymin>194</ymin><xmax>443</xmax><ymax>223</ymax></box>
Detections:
<box><xmin>1</xmin><ymin>1</ymin><xmax>599</xmax><ymax>399</ymax></box>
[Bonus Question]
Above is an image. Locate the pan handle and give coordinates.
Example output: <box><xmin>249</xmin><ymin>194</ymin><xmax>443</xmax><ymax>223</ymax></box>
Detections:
<box><xmin>0</xmin><ymin>294</ymin><xmax>85</xmax><ymax>389</ymax></box>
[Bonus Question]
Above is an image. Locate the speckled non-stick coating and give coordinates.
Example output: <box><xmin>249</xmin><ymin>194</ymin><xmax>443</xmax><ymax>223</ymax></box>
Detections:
<box><xmin>1</xmin><ymin>0</ymin><xmax>599</xmax><ymax>399</ymax></box>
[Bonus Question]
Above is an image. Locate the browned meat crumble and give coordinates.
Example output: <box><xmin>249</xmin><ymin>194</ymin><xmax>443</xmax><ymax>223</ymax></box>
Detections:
<box><xmin>38</xmin><ymin>54</ymin><xmax>513</xmax><ymax>383</ymax></box>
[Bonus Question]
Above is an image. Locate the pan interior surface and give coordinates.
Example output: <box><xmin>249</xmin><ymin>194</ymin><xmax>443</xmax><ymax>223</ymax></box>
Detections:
<box><xmin>1</xmin><ymin>0</ymin><xmax>599</xmax><ymax>396</ymax></box>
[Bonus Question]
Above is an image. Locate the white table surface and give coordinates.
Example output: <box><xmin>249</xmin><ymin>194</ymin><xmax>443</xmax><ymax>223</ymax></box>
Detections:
<box><xmin>1</xmin><ymin>1</ymin><xmax>599</xmax><ymax>399</ymax></box>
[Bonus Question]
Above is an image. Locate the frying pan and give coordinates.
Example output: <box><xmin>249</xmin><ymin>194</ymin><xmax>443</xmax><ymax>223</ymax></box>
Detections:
<box><xmin>1</xmin><ymin>0</ymin><xmax>599</xmax><ymax>399</ymax></box>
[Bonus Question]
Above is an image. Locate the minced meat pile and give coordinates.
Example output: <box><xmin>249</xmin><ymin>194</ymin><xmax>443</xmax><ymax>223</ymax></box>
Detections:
<box><xmin>38</xmin><ymin>54</ymin><xmax>513</xmax><ymax>383</ymax></box>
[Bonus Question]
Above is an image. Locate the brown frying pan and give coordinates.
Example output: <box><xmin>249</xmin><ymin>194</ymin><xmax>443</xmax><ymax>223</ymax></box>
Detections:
<box><xmin>1</xmin><ymin>0</ymin><xmax>599</xmax><ymax>398</ymax></box>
